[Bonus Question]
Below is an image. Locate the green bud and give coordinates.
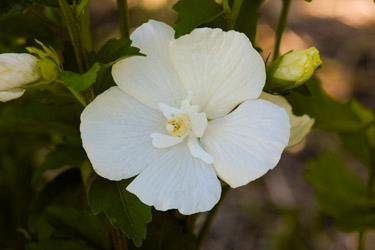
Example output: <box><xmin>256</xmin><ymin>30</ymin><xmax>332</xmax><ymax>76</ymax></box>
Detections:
<box><xmin>265</xmin><ymin>47</ymin><xmax>322</xmax><ymax>93</ymax></box>
<box><xmin>26</xmin><ymin>40</ymin><xmax>62</xmax><ymax>85</ymax></box>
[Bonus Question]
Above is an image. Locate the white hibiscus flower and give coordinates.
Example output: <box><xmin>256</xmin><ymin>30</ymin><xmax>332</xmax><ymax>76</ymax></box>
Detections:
<box><xmin>80</xmin><ymin>20</ymin><xmax>291</xmax><ymax>215</ymax></box>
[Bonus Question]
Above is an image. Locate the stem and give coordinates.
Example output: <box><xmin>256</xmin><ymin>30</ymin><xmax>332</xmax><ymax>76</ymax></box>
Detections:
<box><xmin>59</xmin><ymin>0</ymin><xmax>95</xmax><ymax>104</ymax></box>
<box><xmin>368</xmin><ymin>163</ymin><xmax>375</xmax><ymax>199</ymax></box>
<box><xmin>273</xmin><ymin>0</ymin><xmax>291</xmax><ymax>61</ymax></box>
<box><xmin>112</xmin><ymin>228</ymin><xmax>128</xmax><ymax>250</ymax></box>
<box><xmin>196</xmin><ymin>186</ymin><xmax>230</xmax><ymax>250</ymax></box>
<box><xmin>222</xmin><ymin>0</ymin><xmax>231</xmax><ymax>16</ymax></box>
<box><xmin>68</xmin><ymin>87</ymin><xmax>86</xmax><ymax>107</ymax></box>
<box><xmin>81</xmin><ymin>5</ymin><xmax>93</xmax><ymax>52</ymax></box>
<box><xmin>58</xmin><ymin>0</ymin><xmax>89</xmax><ymax>73</ymax></box>
<box><xmin>116</xmin><ymin>0</ymin><xmax>131</xmax><ymax>39</ymax></box>
<box><xmin>357</xmin><ymin>231</ymin><xmax>365</xmax><ymax>250</ymax></box>
<box><xmin>226</xmin><ymin>0</ymin><xmax>243</xmax><ymax>31</ymax></box>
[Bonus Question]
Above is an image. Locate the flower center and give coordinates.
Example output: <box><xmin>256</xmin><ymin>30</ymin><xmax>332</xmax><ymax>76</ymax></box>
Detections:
<box><xmin>150</xmin><ymin>91</ymin><xmax>214</xmax><ymax>164</ymax></box>
<box><xmin>165</xmin><ymin>114</ymin><xmax>192</xmax><ymax>137</ymax></box>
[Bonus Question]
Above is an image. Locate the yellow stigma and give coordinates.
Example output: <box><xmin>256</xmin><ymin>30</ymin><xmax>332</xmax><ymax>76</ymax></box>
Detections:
<box><xmin>165</xmin><ymin>114</ymin><xmax>191</xmax><ymax>137</ymax></box>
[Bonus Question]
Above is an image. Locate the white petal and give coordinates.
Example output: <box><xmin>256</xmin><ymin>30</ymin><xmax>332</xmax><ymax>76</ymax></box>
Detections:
<box><xmin>201</xmin><ymin>100</ymin><xmax>290</xmax><ymax>188</ymax></box>
<box><xmin>188</xmin><ymin>134</ymin><xmax>214</xmax><ymax>164</ymax></box>
<box><xmin>190</xmin><ymin>111</ymin><xmax>207</xmax><ymax>138</ymax></box>
<box><xmin>169</xmin><ymin>28</ymin><xmax>266</xmax><ymax>119</ymax></box>
<box><xmin>289</xmin><ymin>115</ymin><xmax>314</xmax><ymax>147</ymax></box>
<box><xmin>0</xmin><ymin>53</ymin><xmax>40</xmax><ymax>91</ymax></box>
<box><xmin>127</xmin><ymin>142</ymin><xmax>221</xmax><ymax>215</ymax></box>
<box><xmin>151</xmin><ymin>132</ymin><xmax>184</xmax><ymax>148</ymax></box>
<box><xmin>260</xmin><ymin>92</ymin><xmax>314</xmax><ymax>147</ymax></box>
<box><xmin>80</xmin><ymin>87</ymin><xmax>166</xmax><ymax>180</ymax></box>
<box><xmin>0</xmin><ymin>88</ymin><xmax>25</xmax><ymax>102</ymax></box>
<box><xmin>159</xmin><ymin>102</ymin><xmax>181</xmax><ymax>117</ymax></box>
<box><xmin>112</xmin><ymin>20</ymin><xmax>186</xmax><ymax>110</ymax></box>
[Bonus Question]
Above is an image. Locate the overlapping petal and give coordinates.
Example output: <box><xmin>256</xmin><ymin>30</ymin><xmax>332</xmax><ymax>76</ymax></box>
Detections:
<box><xmin>260</xmin><ymin>92</ymin><xmax>314</xmax><ymax>147</ymax></box>
<box><xmin>80</xmin><ymin>87</ymin><xmax>167</xmax><ymax>180</ymax></box>
<box><xmin>169</xmin><ymin>28</ymin><xmax>266</xmax><ymax>119</ymax></box>
<box><xmin>201</xmin><ymin>100</ymin><xmax>290</xmax><ymax>188</ymax></box>
<box><xmin>127</xmin><ymin>142</ymin><xmax>221</xmax><ymax>215</ymax></box>
<box><xmin>112</xmin><ymin>20</ymin><xmax>186</xmax><ymax>110</ymax></box>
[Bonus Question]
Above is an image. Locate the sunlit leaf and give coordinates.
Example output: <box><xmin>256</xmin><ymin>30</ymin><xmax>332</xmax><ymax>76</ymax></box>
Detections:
<box><xmin>286</xmin><ymin>77</ymin><xmax>374</xmax><ymax>133</ymax></box>
<box><xmin>304</xmin><ymin>152</ymin><xmax>375</xmax><ymax>231</ymax></box>
<box><xmin>173</xmin><ymin>0</ymin><xmax>224</xmax><ymax>38</ymax></box>
<box><xmin>88</xmin><ymin>177</ymin><xmax>152</xmax><ymax>247</ymax></box>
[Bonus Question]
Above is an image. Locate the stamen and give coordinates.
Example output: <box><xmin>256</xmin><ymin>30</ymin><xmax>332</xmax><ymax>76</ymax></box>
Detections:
<box><xmin>165</xmin><ymin>114</ymin><xmax>191</xmax><ymax>137</ymax></box>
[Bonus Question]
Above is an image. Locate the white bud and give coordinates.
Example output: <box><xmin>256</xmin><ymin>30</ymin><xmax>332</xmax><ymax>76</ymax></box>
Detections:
<box><xmin>0</xmin><ymin>53</ymin><xmax>41</xmax><ymax>102</ymax></box>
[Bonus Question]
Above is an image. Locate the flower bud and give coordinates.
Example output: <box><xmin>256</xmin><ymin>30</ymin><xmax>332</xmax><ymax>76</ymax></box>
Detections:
<box><xmin>0</xmin><ymin>53</ymin><xmax>41</xmax><ymax>102</ymax></box>
<box><xmin>265</xmin><ymin>47</ymin><xmax>322</xmax><ymax>93</ymax></box>
<box><xmin>26</xmin><ymin>40</ymin><xmax>62</xmax><ymax>85</ymax></box>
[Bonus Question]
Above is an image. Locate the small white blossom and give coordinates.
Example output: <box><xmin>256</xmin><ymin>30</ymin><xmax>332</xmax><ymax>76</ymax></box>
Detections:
<box><xmin>80</xmin><ymin>21</ymin><xmax>291</xmax><ymax>215</ymax></box>
<box><xmin>0</xmin><ymin>53</ymin><xmax>41</xmax><ymax>102</ymax></box>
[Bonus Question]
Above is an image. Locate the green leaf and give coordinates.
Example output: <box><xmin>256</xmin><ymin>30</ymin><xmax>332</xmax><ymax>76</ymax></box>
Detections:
<box><xmin>286</xmin><ymin>77</ymin><xmax>374</xmax><ymax>133</ymax></box>
<box><xmin>28</xmin><ymin>170</ymin><xmax>88</xmax><ymax>240</ymax></box>
<box><xmin>338</xmin><ymin>101</ymin><xmax>375</xmax><ymax>167</ymax></box>
<box><xmin>304</xmin><ymin>152</ymin><xmax>375</xmax><ymax>231</ymax></box>
<box><xmin>26</xmin><ymin>240</ymin><xmax>96</xmax><ymax>250</ymax></box>
<box><xmin>88</xmin><ymin>177</ymin><xmax>152</xmax><ymax>247</ymax></box>
<box><xmin>92</xmin><ymin>65</ymin><xmax>116</xmax><ymax>95</ymax></box>
<box><xmin>45</xmin><ymin>206</ymin><xmax>112</xmax><ymax>250</ymax></box>
<box><xmin>96</xmin><ymin>38</ymin><xmax>142</xmax><ymax>65</ymax></box>
<box><xmin>173</xmin><ymin>0</ymin><xmax>225</xmax><ymax>38</ymax></box>
<box><xmin>60</xmin><ymin>63</ymin><xmax>101</xmax><ymax>91</ymax></box>
<box><xmin>130</xmin><ymin>210</ymin><xmax>196</xmax><ymax>250</ymax></box>
<box><xmin>233</xmin><ymin>0</ymin><xmax>264</xmax><ymax>44</ymax></box>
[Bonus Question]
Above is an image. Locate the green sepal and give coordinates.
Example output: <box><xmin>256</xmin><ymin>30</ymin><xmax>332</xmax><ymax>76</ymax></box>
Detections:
<box><xmin>26</xmin><ymin>40</ymin><xmax>62</xmax><ymax>85</ymax></box>
<box><xmin>264</xmin><ymin>50</ymin><xmax>298</xmax><ymax>93</ymax></box>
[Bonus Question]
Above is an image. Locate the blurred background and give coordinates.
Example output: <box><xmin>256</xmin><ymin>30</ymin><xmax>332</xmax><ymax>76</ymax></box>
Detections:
<box><xmin>1</xmin><ymin>0</ymin><xmax>375</xmax><ymax>249</ymax></box>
